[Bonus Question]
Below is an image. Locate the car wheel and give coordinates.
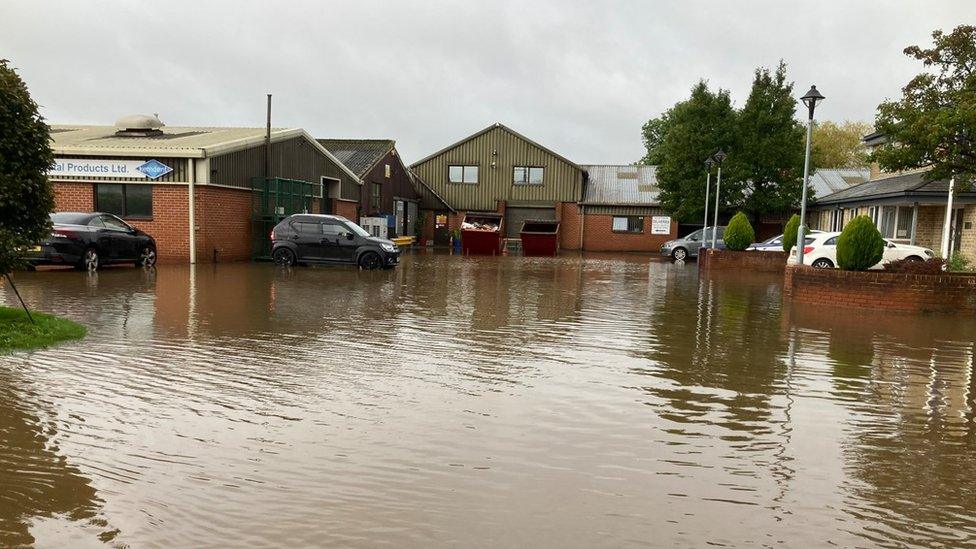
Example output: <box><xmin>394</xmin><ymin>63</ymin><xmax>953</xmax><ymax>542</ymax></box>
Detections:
<box><xmin>811</xmin><ymin>258</ymin><xmax>834</xmax><ymax>269</ymax></box>
<box><xmin>138</xmin><ymin>246</ymin><xmax>157</xmax><ymax>267</ymax></box>
<box><xmin>272</xmin><ymin>247</ymin><xmax>296</xmax><ymax>267</ymax></box>
<box><xmin>76</xmin><ymin>248</ymin><xmax>99</xmax><ymax>271</ymax></box>
<box><xmin>672</xmin><ymin>247</ymin><xmax>688</xmax><ymax>261</ymax></box>
<box><xmin>359</xmin><ymin>251</ymin><xmax>382</xmax><ymax>270</ymax></box>
<box><xmin>904</xmin><ymin>255</ymin><xmax>923</xmax><ymax>262</ymax></box>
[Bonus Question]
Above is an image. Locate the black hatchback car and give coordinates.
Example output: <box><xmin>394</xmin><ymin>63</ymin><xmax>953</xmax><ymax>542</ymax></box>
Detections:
<box><xmin>26</xmin><ymin>212</ymin><xmax>157</xmax><ymax>271</ymax></box>
<box><xmin>270</xmin><ymin>214</ymin><xmax>400</xmax><ymax>269</ymax></box>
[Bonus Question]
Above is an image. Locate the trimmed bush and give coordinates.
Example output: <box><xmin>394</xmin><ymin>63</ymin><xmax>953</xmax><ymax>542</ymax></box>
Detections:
<box><xmin>782</xmin><ymin>214</ymin><xmax>800</xmax><ymax>252</ymax></box>
<box><xmin>723</xmin><ymin>212</ymin><xmax>755</xmax><ymax>251</ymax></box>
<box><xmin>883</xmin><ymin>257</ymin><xmax>945</xmax><ymax>274</ymax></box>
<box><xmin>836</xmin><ymin>215</ymin><xmax>885</xmax><ymax>271</ymax></box>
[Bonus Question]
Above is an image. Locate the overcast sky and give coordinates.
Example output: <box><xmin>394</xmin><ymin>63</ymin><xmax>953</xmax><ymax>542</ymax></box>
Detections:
<box><xmin>3</xmin><ymin>1</ymin><xmax>973</xmax><ymax>164</ymax></box>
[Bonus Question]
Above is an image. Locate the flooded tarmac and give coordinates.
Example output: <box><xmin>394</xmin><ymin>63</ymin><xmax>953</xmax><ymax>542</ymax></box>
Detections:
<box><xmin>1</xmin><ymin>251</ymin><xmax>974</xmax><ymax>547</ymax></box>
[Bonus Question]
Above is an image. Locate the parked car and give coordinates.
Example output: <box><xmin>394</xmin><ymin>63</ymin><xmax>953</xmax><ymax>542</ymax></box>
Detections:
<box><xmin>787</xmin><ymin>231</ymin><xmax>935</xmax><ymax>269</ymax></box>
<box><xmin>746</xmin><ymin>230</ymin><xmax>823</xmax><ymax>251</ymax></box>
<box><xmin>661</xmin><ymin>226</ymin><xmax>726</xmax><ymax>261</ymax></box>
<box><xmin>25</xmin><ymin>212</ymin><xmax>157</xmax><ymax>271</ymax></box>
<box><xmin>270</xmin><ymin>214</ymin><xmax>400</xmax><ymax>269</ymax></box>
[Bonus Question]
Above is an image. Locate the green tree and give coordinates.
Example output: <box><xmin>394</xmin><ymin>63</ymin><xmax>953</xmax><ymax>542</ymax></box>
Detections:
<box><xmin>638</xmin><ymin>114</ymin><xmax>669</xmax><ymax>165</ymax></box>
<box><xmin>0</xmin><ymin>59</ymin><xmax>54</xmax><ymax>277</ymax></box>
<box><xmin>812</xmin><ymin>120</ymin><xmax>873</xmax><ymax>168</ymax></box>
<box><xmin>723</xmin><ymin>212</ymin><xmax>755</xmax><ymax>251</ymax></box>
<box><xmin>872</xmin><ymin>25</ymin><xmax>976</xmax><ymax>183</ymax></box>
<box><xmin>735</xmin><ymin>61</ymin><xmax>807</xmax><ymax>218</ymax></box>
<box><xmin>782</xmin><ymin>214</ymin><xmax>800</xmax><ymax>252</ymax></box>
<box><xmin>652</xmin><ymin>80</ymin><xmax>739</xmax><ymax>222</ymax></box>
<box><xmin>836</xmin><ymin>215</ymin><xmax>884</xmax><ymax>271</ymax></box>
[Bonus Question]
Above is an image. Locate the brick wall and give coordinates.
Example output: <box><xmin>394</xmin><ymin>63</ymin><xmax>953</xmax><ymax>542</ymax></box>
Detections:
<box><xmin>784</xmin><ymin>264</ymin><xmax>976</xmax><ymax>314</ymax></box>
<box><xmin>699</xmin><ymin>249</ymin><xmax>788</xmax><ymax>273</ymax></box>
<box><xmin>581</xmin><ymin>213</ymin><xmax>677</xmax><ymax>253</ymax></box>
<box><xmin>559</xmin><ymin>202</ymin><xmax>582</xmax><ymax>250</ymax></box>
<box><xmin>334</xmin><ymin>199</ymin><xmax>359</xmax><ymax>221</ymax></box>
<box><xmin>53</xmin><ymin>181</ymin><xmax>94</xmax><ymax>211</ymax></box>
<box><xmin>196</xmin><ymin>186</ymin><xmax>253</xmax><ymax>262</ymax></box>
<box><xmin>131</xmin><ymin>186</ymin><xmax>190</xmax><ymax>263</ymax></box>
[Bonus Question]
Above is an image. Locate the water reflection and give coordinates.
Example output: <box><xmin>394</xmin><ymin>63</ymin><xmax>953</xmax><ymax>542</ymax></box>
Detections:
<box><xmin>0</xmin><ymin>255</ymin><xmax>974</xmax><ymax>547</ymax></box>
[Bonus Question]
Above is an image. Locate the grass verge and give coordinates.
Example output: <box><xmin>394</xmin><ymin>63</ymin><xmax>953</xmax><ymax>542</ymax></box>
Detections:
<box><xmin>0</xmin><ymin>305</ymin><xmax>86</xmax><ymax>353</ymax></box>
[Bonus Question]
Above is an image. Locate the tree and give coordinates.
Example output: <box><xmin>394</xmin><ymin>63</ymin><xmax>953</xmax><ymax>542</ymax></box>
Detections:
<box><xmin>782</xmin><ymin>214</ymin><xmax>800</xmax><ymax>252</ymax></box>
<box><xmin>872</xmin><ymin>25</ymin><xmax>976</xmax><ymax>183</ymax></box>
<box><xmin>651</xmin><ymin>80</ymin><xmax>739</xmax><ymax>222</ymax></box>
<box><xmin>638</xmin><ymin>114</ymin><xmax>669</xmax><ymax>165</ymax></box>
<box><xmin>812</xmin><ymin>120</ymin><xmax>873</xmax><ymax>168</ymax></box>
<box><xmin>724</xmin><ymin>212</ymin><xmax>755</xmax><ymax>251</ymax></box>
<box><xmin>0</xmin><ymin>59</ymin><xmax>54</xmax><ymax>279</ymax></box>
<box><xmin>836</xmin><ymin>215</ymin><xmax>885</xmax><ymax>271</ymax></box>
<box><xmin>734</xmin><ymin>61</ymin><xmax>807</xmax><ymax>218</ymax></box>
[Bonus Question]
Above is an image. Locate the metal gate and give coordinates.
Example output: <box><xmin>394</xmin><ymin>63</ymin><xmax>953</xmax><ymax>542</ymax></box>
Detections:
<box><xmin>505</xmin><ymin>207</ymin><xmax>556</xmax><ymax>238</ymax></box>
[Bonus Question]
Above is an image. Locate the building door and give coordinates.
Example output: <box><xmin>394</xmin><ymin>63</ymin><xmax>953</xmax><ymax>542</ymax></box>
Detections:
<box><xmin>406</xmin><ymin>201</ymin><xmax>418</xmax><ymax>238</ymax></box>
<box><xmin>505</xmin><ymin>207</ymin><xmax>556</xmax><ymax>238</ymax></box>
<box><xmin>433</xmin><ymin>211</ymin><xmax>450</xmax><ymax>245</ymax></box>
<box><xmin>395</xmin><ymin>200</ymin><xmax>405</xmax><ymax>237</ymax></box>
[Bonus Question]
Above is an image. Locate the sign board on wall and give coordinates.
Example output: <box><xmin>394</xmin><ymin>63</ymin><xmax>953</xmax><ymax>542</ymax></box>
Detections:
<box><xmin>49</xmin><ymin>158</ymin><xmax>174</xmax><ymax>179</ymax></box>
<box><xmin>651</xmin><ymin>215</ymin><xmax>672</xmax><ymax>235</ymax></box>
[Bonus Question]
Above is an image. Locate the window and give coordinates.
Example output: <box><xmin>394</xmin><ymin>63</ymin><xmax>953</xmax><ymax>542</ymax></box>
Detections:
<box><xmin>372</xmin><ymin>182</ymin><xmax>382</xmax><ymax>205</ymax></box>
<box><xmin>896</xmin><ymin>206</ymin><xmax>913</xmax><ymax>239</ymax></box>
<box><xmin>514</xmin><ymin>166</ymin><xmax>544</xmax><ymax>185</ymax></box>
<box><xmin>293</xmin><ymin>222</ymin><xmax>323</xmax><ymax>234</ymax></box>
<box><xmin>384</xmin><ymin>164</ymin><xmax>391</xmax><ymax>178</ymax></box>
<box><xmin>95</xmin><ymin>184</ymin><xmax>152</xmax><ymax>219</ymax></box>
<box><xmin>612</xmin><ymin>216</ymin><xmax>644</xmax><ymax>233</ymax></box>
<box><xmin>448</xmin><ymin>165</ymin><xmax>478</xmax><ymax>184</ymax></box>
<box><xmin>101</xmin><ymin>214</ymin><xmax>131</xmax><ymax>231</ymax></box>
<box><xmin>825</xmin><ymin>236</ymin><xmax>838</xmax><ymax>246</ymax></box>
<box><xmin>879</xmin><ymin>206</ymin><xmax>897</xmax><ymax>238</ymax></box>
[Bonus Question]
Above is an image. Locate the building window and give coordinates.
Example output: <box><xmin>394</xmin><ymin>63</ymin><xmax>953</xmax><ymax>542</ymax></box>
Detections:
<box><xmin>513</xmin><ymin>166</ymin><xmax>544</xmax><ymax>185</ymax></box>
<box><xmin>612</xmin><ymin>216</ymin><xmax>644</xmax><ymax>233</ymax></box>
<box><xmin>385</xmin><ymin>164</ymin><xmax>391</xmax><ymax>178</ymax></box>
<box><xmin>95</xmin><ymin>184</ymin><xmax>152</xmax><ymax>219</ymax></box>
<box><xmin>372</xmin><ymin>182</ymin><xmax>382</xmax><ymax>206</ymax></box>
<box><xmin>896</xmin><ymin>206</ymin><xmax>913</xmax><ymax>239</ymax></box>
<box><xmin>448</xmin><ymin>165</ymin><xmax>478</xmax><ymax>184</ymax></box>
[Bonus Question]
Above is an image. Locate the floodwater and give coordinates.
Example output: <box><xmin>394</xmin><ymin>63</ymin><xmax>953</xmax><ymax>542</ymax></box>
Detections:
<box><xmin>1</xmin><ymin>252</ymin><xmax>974</xmax><ymax>548</ymax></box>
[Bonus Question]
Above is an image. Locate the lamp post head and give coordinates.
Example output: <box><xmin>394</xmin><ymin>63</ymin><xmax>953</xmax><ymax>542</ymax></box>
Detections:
<box><xmin>712</xmin><ymin>150</ymin><xmax>727</xmax><ymax>165</ymax></box>
<box><xmin>705</xmin><ymin>158</ymin><xmax>714</xmax><ymax>170</ymax></box>
<box><xmin>801</xmin><ymin>85</ymin><xmax>825</xmax><ymax>119</ymax></box>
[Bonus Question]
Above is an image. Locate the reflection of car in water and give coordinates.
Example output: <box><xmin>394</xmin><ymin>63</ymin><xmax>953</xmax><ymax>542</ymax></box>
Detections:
<box><xmin>26</xmin><ymin>212</ymin><xmax>157</xmax><ymax>271</ymax></box>
<box><xmin>787</xmin><ymin>231</ymin><xmax>935</xmax><ymax>269</ymax></box>
<box><xmin>270</xmin><ymin>214</ymin><xmax>400</xmax><ymax>270</ymax></box>
<box><xmin>660</xmin><ymin>226</ymin><xmax>726</xmax><ymax>261</ymax></box>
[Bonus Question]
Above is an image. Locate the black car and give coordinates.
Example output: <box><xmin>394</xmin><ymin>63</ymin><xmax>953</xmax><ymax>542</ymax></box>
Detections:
<box><xmin>270</xmin><ymin>214</ymin><xmax>400</xmax><ymax>269</ymax></box>
<box><xmin>26</xmin><ymin>212</ymin><xmax>157</xmax><ymax>271</ymax></box>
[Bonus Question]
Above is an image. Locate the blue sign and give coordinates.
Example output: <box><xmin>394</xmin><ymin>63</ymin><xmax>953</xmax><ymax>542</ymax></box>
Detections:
<box><xmin>136</xmin><ymin>159</ymin><xmax>173</xmax><ymax>179</ymax></box>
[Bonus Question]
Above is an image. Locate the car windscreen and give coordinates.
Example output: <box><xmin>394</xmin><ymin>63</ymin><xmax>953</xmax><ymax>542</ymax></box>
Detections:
<box><xmin>346</xmin><ymin>222</ymin><xmax>371</xmax><ymax>238</ymax></box>
<box><xmin>684</xmin><ymin>229</ymin><xmax>703</xmax><ymax>240</ymax></box>
<box><xmin>50</xmin><ymin>213</ymin><xmax>90</xmax><ymax>225</ymax></box>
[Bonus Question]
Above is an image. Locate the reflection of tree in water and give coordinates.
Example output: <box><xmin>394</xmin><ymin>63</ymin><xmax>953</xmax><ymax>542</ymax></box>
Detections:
<box><xmin>0</xmin><ymin>373</ymin><xmax>117</xmax><ymax>546</ymax></box>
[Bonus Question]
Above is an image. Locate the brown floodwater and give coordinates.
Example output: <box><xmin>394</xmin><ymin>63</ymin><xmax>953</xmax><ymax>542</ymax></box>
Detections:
<box><xmin>1</xmin><ymin>251</ymin><xmax>974</xmax><ymax>548</ymax></box>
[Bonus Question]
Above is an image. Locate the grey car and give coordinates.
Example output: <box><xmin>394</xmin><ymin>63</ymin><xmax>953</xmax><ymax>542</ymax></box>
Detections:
<box><xmin>660</xmin><ymin>226</ymin><xmax>726</xmax><ymax>261</ymax></box>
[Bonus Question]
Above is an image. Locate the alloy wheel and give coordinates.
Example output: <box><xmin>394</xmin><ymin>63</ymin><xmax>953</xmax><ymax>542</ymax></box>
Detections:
<box><xmin>360</xmin><ymin>253</ymin><xmax>382</xmax><ymax>270</ymax></box>
<box><xmin>140</xmin><ymin>247</ymin><xmax>157</xmax><ymax>267</ymax></box>
<box><xmin>273</xmin><ymin>248</ymin><xmax>295</xmax><ymax>266</ymax></box>
<box><xmin>673</xmin><ymin>248</ymin><xmax>687</xmax><ymax>261</ymax></box>
<box><xmin>812</xmin><ymin>258</ymin><xmax>833</xmax><ymax>269</ymax></box>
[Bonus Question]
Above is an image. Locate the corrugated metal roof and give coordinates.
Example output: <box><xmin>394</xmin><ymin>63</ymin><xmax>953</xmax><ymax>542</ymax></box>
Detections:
<box><xmin>50</xmin><ymin>124</ymin><xmax>302</xmax><ymax>158</ymax></box>
<box><xmin>317</xmin><ymin>139</ymin><xmax>394</xmax><ymax>177</ymax></box>
<box><xmin>581</xmin><ymin>165</ymin><xmax>660</xmax><ymax>206</ymax></box>
<box><xmin>808</xmin><ymin>168</ymin><xmax>870</xmax><ymax>199</ymax></box>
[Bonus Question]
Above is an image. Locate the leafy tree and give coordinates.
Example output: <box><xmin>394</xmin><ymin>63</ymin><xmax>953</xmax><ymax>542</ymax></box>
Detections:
<box><xmin>735</xmin><ymin>61</ymin><xmax>806</xmax><ymax>218</ymax></box>
<box><xmin>872</xmin><ymin>25</ymin><xmax>976</xmax><ymax>183</ymax></box>
<box><xmin>812</xmin><ymin>120</ymin><xmax>873</xmax><ymax>168</ymax></box>
<box><xmin>638</xmin><ymin>114</ymin><xmax>669</xmax><ymax>165</ymax></box>
<box><xmin>782</xmin><ymin>214</ymin><xmax>800</xmax><ymax>252</ymax></box>
<box><xmin>836</xmin><ymin>215</ymin><xmax>884</xmax><ymax>271</ymax></box>
<box><xmin>0</xmin><ymin>59</ymin><xmax>54</xmax><ymax>278</ymax></box>
<box><xmin>652</xmin><ymin>80</ymin><xmax>739</xmax><ymax>222</ymax></box>
<box><xmin>723</xmin><ymin>212</ymin><xmax>755</xmax><ymax>251</ymax></box>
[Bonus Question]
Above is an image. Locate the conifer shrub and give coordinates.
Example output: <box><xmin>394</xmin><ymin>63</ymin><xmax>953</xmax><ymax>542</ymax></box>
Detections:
<box><xmin>836</xmin><ymin>215</ymin><xmax>884</xmax><ymax>271</ymax></box>
<box><xmin>782</xmin><ymin>214</ymin><xmax>800</xmax><ymax>252</ymax></box>
<box><xmin>723</xmin><ymin>212</ymin><xmax>755</xmax><ymax>251</ymax></box>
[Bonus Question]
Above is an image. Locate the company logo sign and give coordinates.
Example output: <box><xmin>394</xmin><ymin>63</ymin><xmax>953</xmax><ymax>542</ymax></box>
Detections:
<box><xmin>136</xmin><ymin>159</ymin><xmax>174</xmax><ymax>179</ymax></box>
<box><xmin>49</xmin><ymin>158</ymin><xmax>174</xmax><ymax>179</ymax></box>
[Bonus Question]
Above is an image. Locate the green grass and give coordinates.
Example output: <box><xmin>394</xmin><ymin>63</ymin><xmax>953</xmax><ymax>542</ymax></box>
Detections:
<box><xmin>0</xmin><ymin>305</ymin><xmax>86</xmax><ymax>353</ymax></box>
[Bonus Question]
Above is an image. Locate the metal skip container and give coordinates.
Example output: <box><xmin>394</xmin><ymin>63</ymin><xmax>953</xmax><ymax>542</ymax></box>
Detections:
<box><xmin>461</xmin><ymin>212</ymin><xmax>503</xmax><ymax>255</ymax></box>
<box><xmin>520</xmin><ymin>220</ymin><xmax>560</xmax><ymax>256</ymax></box>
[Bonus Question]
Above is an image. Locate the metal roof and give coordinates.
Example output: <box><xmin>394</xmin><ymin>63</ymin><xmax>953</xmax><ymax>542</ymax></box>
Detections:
<box><xmin>581</xmin><ymin>165</ymin><xmax>660</xmax><ymax>206</ymax></box>
<box><xmin>49</xmin><ymin>124</ymin><xmax>363</xmax><ymax>182</ymax></box>
<box><xmin>808</xmin><ymin>168</ymin><xmax>870</xmax><ymax>199</ymax></box>
<box><xmin>814</xmin><ymin>170</ymin><xmax>965</xmax><ymax>206</ymax></box>
<box><xmin>317</xmin><ymin>139</ymin><xmax>395</xmax><ymax>177</ymax></box>
<box><xmin>409</xmin><ymin>122</ymin><xmax>582</xmax><ymax>171</ymax></box>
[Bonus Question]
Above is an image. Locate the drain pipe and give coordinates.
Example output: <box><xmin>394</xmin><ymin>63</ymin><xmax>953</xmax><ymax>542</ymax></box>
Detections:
<box><xmin>188</xmin><ymin>158</ymin><xmax>196</xmax><ymax>264</ymax></box>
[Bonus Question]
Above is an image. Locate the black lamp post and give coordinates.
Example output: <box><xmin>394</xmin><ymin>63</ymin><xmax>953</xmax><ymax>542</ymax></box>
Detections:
<box><xmin>797</xmin><ymin>85</ymin><xmax>824</xmax><ymax>266</ymax></box>
<box><xmin>710</xmin><ymin>150</ymin><xmax>726</xmax><ymax>249</ymax></box>
<box><xmin>703</xmin><ymin>158</ymin><xmax>714</xmax><ymax>244</ymax></box>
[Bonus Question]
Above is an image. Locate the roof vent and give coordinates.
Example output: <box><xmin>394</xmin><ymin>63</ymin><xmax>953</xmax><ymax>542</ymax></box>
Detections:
<box><xmin>114</xmin><ymin>113</ymin><xmax>165</xmax><ymax>137</ymax></box>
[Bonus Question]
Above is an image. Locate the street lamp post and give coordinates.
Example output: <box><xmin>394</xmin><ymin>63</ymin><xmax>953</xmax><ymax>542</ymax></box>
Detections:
<box><xmin>710</xmin><ymin>150</ymin><xmax>726</xmax><ymax>249</ymax></box>
<box><xmin>797</xmin><ymin>85</ymin><xmax>825</xmax><ymax>266</ymax></box>
<box><xmin>703</xmin><ymin>158</ymin><xmax>714</xmax><ymax>244</ymax></box>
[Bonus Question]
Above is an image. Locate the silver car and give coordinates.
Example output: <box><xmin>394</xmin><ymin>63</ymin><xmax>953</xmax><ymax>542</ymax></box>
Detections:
<box><xmin>660</xmin><ymin>226</ymin><xmax>726</xmax><ymax>261</ymax></box>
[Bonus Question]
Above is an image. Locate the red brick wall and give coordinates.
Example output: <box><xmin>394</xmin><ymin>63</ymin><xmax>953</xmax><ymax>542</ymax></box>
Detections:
<box><xmin>699</xmin><ymin>249</ymin><xmax>788</xmax><ymax>273</ymax></box>
<box><xmin>196</xmin><ymin>186</ymin><xmax>253</xmax><ymax>262</ymax></box>
<box><xmin>559</xmin><ymin>202</ymin><xmax>582</xmax><ymax>250</ymax></box>
<box><xmin>335</xmin><ymin>199</ymin><xmax>359</xmax><ymax>221</ymax></box>
<box><xmin>130</xmin><ymin>186</ymin><xmax>190</xmax><ymax>263</ymax></box>
<box><xmin>53</xmin><ymin>181</ymin><xmax>94</xmax><ymax>211</ymax></box>
<box><xmin>784</xmin><ymin>265</ymin><xmax>976</xmax><ymax>314</ymax></box>
<box><xmin>581</xmin><ymin>213</ymin><xmax>677</xmax><ymax>252</ymax></box>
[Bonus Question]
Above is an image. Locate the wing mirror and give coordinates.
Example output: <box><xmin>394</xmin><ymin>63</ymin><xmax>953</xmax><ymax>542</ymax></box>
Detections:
<box><xmin>346</xmin><ymin>233</ymin><xmax>355</xmax><ymax>240</ymax></box>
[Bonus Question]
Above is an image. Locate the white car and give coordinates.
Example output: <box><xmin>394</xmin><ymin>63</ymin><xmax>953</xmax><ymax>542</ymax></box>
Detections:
<box><xmin>787</xmin><ymin>231</ymin><xmax>935</xmax><ymax>269</ymax></box>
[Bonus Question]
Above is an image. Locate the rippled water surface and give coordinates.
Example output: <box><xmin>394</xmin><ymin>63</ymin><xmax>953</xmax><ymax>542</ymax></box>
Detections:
<box><xmin>1</xmin><ymin>252</ymin><xmax>975</xmax><ymax>548</ymax></box>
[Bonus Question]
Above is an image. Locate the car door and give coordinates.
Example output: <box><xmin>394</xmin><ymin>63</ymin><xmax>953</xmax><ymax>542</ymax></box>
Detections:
<box><xmin>335</xmin><ymin>223</ymin><xmax>361</xmax><ymax>262</ymax></box>
<box><xmin>293</xmin><ymin>221</ymin><xmax>326</xmax><ymax>260</ymax></box>
<box><xmin>881</xmin><ymin>240</ymin><xmax>901</xmax><ymax>265</ymax></box>
<box><xmin>320</xmin><ymin>222</ymin><xmax>347</xmax><ymax>261</ymax></box>
<box><xmin>99</xmin><ymin>214</ymin><xmax>132</xmax><ymax>260</ymax></box>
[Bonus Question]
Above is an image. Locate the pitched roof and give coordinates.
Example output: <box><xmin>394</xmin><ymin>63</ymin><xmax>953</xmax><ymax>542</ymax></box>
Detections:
<box><xmin>316</xmin><ymin>139</ymin><xmax>395</xmax><ymax>178</ymax></box>
<box><xmin>581</xmin><ymin>165</ymin><xmax>660</xmax><ymax>205</ymax></box>
<box><xmin>49</xmin><ymin>124</ymin><xmax>362</xmax><ymax>182</ymax></box>
<box><xmin>815</xmin><ymin>170</ymin><xmax>964</xmax><ymax>205</ymax></box>
<box><xmin>409</xmin><ymin>122</ymin><xmax>581</xmax><ymax>170</ymax></box>
<box><xmin>808</xmin><ymin>168</ymin><xmax>870</xmax><ymax>199</ymax></box>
